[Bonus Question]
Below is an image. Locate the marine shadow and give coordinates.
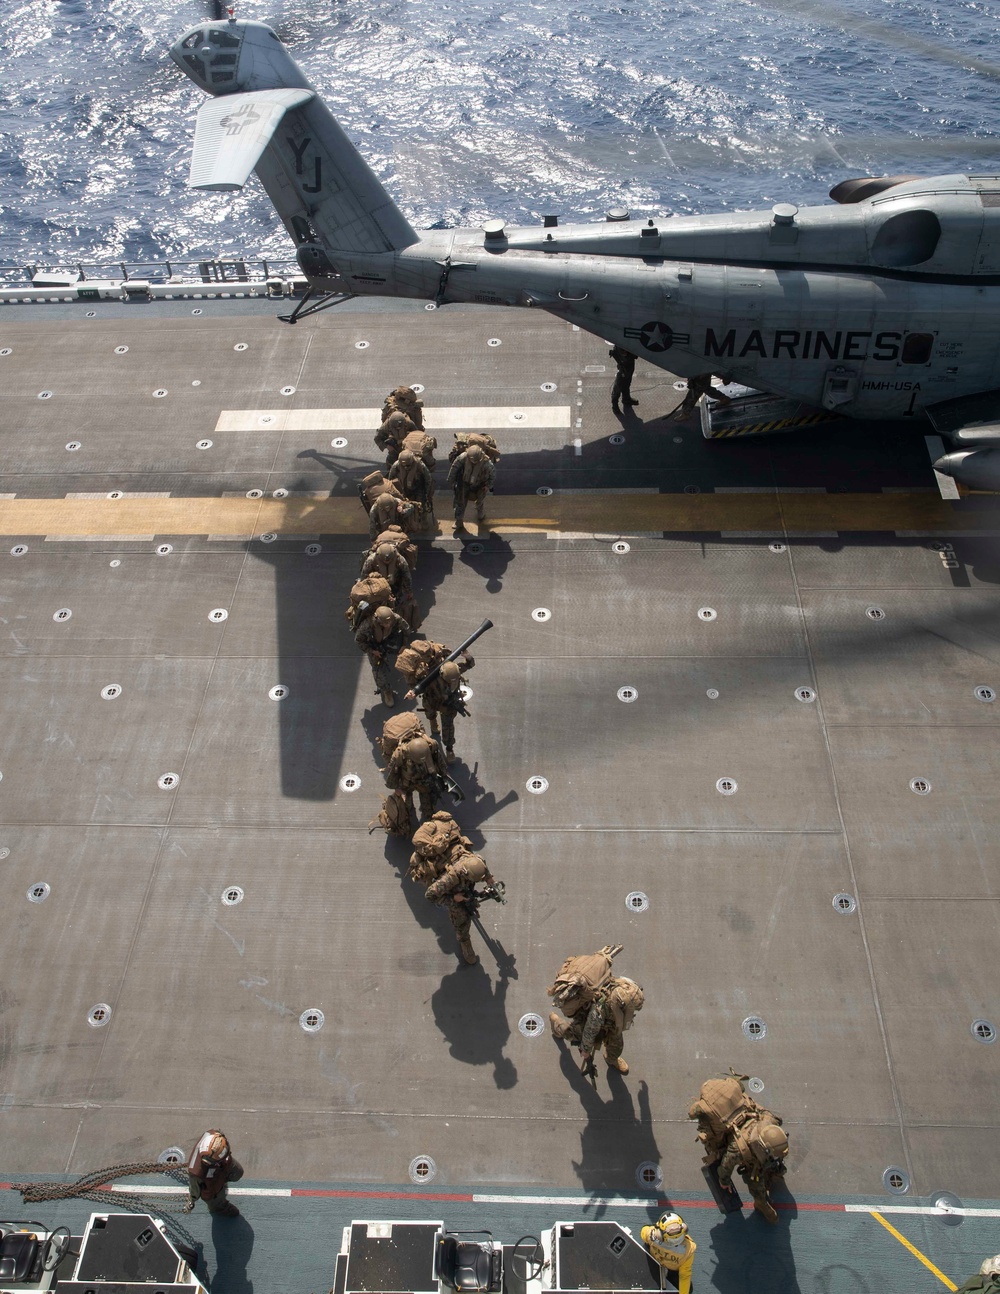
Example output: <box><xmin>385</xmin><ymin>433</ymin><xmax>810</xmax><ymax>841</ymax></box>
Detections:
<box><xmin>705</xmin><ymin>1191</ymin><xmax>802</xmax><ymax>1294</ymax></box>
<box><xmin>207</xmin><ymin>1213</ymin><xmax>254</xmax><ymax>1294</ymax></box>
<box><xmin>430</xmin><ymin>961</ymin><xmax>518</xmax><ymax>1089</ymax></box>
<box><xmin>557</xmin><ymin>1047</ymin><xmax>661</xmax><ymax>1207</ymax></box>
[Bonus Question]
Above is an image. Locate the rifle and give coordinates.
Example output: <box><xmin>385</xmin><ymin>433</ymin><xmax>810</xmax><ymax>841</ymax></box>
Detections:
<box><xmin>413</xmin><ymin>619</ymin><xmax>494</xmax><ymax>696</ymax></box>
<box><xmin>430</xmin><ymin>770</ymin><xmax>466</xmax><ymax>805</ymax></box>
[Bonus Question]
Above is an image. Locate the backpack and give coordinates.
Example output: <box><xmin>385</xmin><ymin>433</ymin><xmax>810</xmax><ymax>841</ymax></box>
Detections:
<box><xmin>411</xmin><ymin>810</ymin><xmax>466</xmax><ymax>860</ymax></box>
<box><xmin>395</xmin><ymin>639</ymin><xmax>447</xmax><ymax>685</ymax></box>
<box><xmin>359</xmin><ymin>470</ymin><xmax>404</xmax><ymax>511</ymax></box>
<box><xmin>547</xmin><ymin>947</ymin><xmax>617</xmax><ymax>1017</ymax></box>
<box><xmin>688</xmin><ymin>1077</ymin><xmax>760</xmax><ymax>1143</ymax></box>
<box><xmin>379</xmin><ymin>711</ymin><xmax>426</xmax><ymax>758</ymax></box>
<box><xmin>463</xmin><ymin>454</ymin><xmax>491</xmax><ymax>488</ymax></box>
<box><xmin>345</xmin><ymin>574</ymin><xmax>394</xmax><ymax>624</ymax></box>
<box><xmin>449</xmin><ymin>432</ymin><xmax>500</xmax><ymax>464</ymax></box>
<box><xmin>402</xmin><ymin>430</ymin><xmax>437</xmax><ymax>467</ymax></box>
<box><xmin>369</xmin><ymin>793</ymin><xmax>415</xmax><ymax>838</ymax></box>
<box><xmin>372</xmin><ymin>526</ymin><xmax>418</xmax><ymax>572</ymax></box>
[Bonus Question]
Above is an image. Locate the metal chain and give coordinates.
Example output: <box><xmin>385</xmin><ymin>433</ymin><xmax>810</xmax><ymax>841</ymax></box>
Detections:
<box><xmin>12</xmin><ymin>1162</ymin><xmax>198</xmax><ymax>1248</ymax></box>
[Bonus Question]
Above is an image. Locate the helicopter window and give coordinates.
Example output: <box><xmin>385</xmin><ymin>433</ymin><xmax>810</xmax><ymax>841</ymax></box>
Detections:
<box><xmin>870</xmin><ymin>209</ymin><xmax>941</xmax><ymax>267</ymax></box>
<box><xmin>901</xmin><ymin>332</ymin><xmax>934</xmax><ymax>364</ymax></box>
<box><xmin>182</xmin><ymin>55</ymin><xmax>205</xmax><ymax>77</ymax></box>
<box><xmin>211</xmin><ymin>71</ymin><xmax>235</xmax><ymax>83</ymax></box>
<box><xmin>181</xmin><ymin>32</ymin><xmax>203</xmax><ymax>49</ymax></box>
<box><xmin>209</xmin><ymin>29</ymin><xmax>240</xmax><ymax>48</ymax></box>
<box><xmin>211</xmin><ymin>54</ymin><xmax>237</xmax><ymax>65</ymax></box>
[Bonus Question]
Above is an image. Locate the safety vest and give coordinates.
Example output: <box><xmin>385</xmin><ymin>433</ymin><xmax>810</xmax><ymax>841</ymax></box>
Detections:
<box><xmin>640</xmin><ymin>1228</ymin><xmax>696</xmax><ymax>1294</ymax></box>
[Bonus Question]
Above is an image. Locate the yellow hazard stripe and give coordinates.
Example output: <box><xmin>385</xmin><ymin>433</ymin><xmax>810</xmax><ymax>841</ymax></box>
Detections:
<box><xmin>709</xmin><ymin>413</ymin><xmax>835</xmax><ymax>438</ymax></box>
<box><xmin>869</xmin><ymin>1211</ymin><xmax>957</xmax><ymax>1290</ymax></box>
<box><xmin>0</xmin><ymin>490</ymin><xmax>976</xmax><ymax>538</ymax></box>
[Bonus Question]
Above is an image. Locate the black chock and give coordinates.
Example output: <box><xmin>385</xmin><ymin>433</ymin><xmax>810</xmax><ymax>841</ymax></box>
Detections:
<box><xmin>703</xmin><ymin>1162</ymin><xmax>742</xmax><ymax>1214</ymax></box>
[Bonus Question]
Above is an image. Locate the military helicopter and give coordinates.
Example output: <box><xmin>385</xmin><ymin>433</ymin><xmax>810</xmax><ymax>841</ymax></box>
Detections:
<box><xmin>170</xmin><ymin>14</ymin><xmax>1000</xmax><ymax>490</ymax></box>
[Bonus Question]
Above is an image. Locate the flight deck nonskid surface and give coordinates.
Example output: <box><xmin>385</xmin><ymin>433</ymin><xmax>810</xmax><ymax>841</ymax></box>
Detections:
<box><xmin>0</xmin><ymin>305</ymin><xmax>997</xmax><ymax>1292</ymax></box>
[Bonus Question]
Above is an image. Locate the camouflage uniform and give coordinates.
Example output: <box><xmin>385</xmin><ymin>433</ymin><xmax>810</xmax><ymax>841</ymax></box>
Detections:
<box><xmin>355</xmin><ymin>605</ymin><xmax>410</xmax><ymax>706</ymax></box>
<box><xmin>383</xmin><ymin>733</ymin><xmax>448</xmax><ymax>819</ymax></box>
<box><xmin>609</xmin><ymin>345</ymin><xmax>638</xmax><ymax>411</ymax></box>
<box><xmin>448</xmin><ymin>445</ymin><xmax>496</xmax><ymax>530</ymax></box>
<box><xmin>375</xmin><ymin>410</ymin><xmax>416</xmax><ymax>466</ymax></box>
<box><xmin>361</xmin><ymin>542</ymin><xmax>420</xmax><ymax>631</ymax></box>
<box><xmin>420</xmin><ymin>656</ymin><xmax>473</xmax><ymax>761</ymax></box>
<box><xmin>388</xmin><ymin>449</ymin><xmax>435</xmax><ymax>528</ymax></box>
<box><xmin>956</xmin><ymin>1257</ymin><xmax>1000</xmax><ymax>1294</ymax></box>
<box><xmin>716</xmin><ymin>1117</ymin><xmax>788</xmax><ymax>1224</ymax></box>
<box><xmin>368</xmin><ymin>491</ymin><xmax>416</xmax><ymax>543</ymax></box>
<box><xmin>382</xmin><ymin>385</ymin><xmax>424</xmax><ymax>429</ymax></box>
<box><xmin>549</xmin><ymin>976</ymin><xmax>644</xmax><ymax>1073</ymax></box>
<box><xmin>410</xmin><ymin>816</ymin><xmax>491</xmax><ymax>964</ymax></box>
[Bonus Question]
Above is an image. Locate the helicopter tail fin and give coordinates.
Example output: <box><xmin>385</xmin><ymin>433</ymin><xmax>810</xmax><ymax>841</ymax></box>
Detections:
<box><xmin>172</xmin><ymin>20</ymin><xmax>419</xmax><ymax>255</ymax></box>
<box><xmin>190</xmin><ymin>89</ymin><xmax>314</xmax><ymax>192</ymax></box>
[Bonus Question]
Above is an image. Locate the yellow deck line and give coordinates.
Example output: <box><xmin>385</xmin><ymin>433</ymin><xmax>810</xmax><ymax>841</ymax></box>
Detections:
<box><xmin>869</xmin><ymin>1211</ymin><xmax>957</xmax><ymax>1290</ymax></box>
<box><xmin>0</xmin><ymin>492</ymin><xmax>985</xmax><ymax>538</ymax></box>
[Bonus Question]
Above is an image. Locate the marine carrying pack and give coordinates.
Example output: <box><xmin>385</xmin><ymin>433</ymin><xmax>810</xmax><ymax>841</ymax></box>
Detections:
<box><xmin>450</xmin><ymin>431</ymin><xmax>500</xmax><ymax>464</ymax></box>
<box><xmin>379</xmin><ymin>711</ymin><xmax>426</xmax><ymax>758</ymax></box>
<box><xmin>547</xmin><ymin>945</ymin><xmax>621</xmax><ymax>1017</ymax></box>
<box><xmin>411</xmin><ymin>810</ymin><xmax>466</xmax><ymax>860</ymax></box>
<box><xmin>359</xmin><ymin>470</ymin><xmax>404</xmax><ymax>511</ymax></box>
<box><xmin>345</xmin><ymin>574</ymin><xmax>394</xmax><ymax>624</ymax></box>
<box><xmin>395</xmin><ymin>638</ymin><xmax>447</xmax><ymax>685</ymax></box>
<box><xmin>372</xmin><ymin>526</ymin><xmax>418</xmax><ymax>572</ymax></box>
<box><xmin>402</xmin><ymin>430</ymin><xmax>437</xmax><ymax>467</ymax></box>
<box><xmin>688</xmin><ymin>1075</ymin><xmax>760</xmax><ymax>1144</ymax></box>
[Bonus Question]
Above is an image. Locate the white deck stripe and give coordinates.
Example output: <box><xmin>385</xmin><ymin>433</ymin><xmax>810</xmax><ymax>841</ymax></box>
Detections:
<box><xmin>109</xmin><ymin>1184</ymin><xmax>293</xmax><ymax>1197</ymax></box>
<box><xmin>844</xmin><ymin>1203</ymin><xmax>1000</xmax><ymax>1217</ymax></box>
<box><xmin>473</xmin><ymin>1193</ymin><xmax>654</xmax><ymax>1207</ymax></box>
<box><xmin>215</xmin><ymin>407</ymin><xmax>572</xmax><ymax>432</ymax></box>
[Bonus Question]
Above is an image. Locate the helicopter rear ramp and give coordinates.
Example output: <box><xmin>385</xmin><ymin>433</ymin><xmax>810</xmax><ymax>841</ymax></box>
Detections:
<box><xmin>0</xmin><ymin>299</ymin><xmax>998</xmax><ymax>1293</ymax></box>
<box><xmin>700</xmin><ymin>385</ymin><xmax>839</xmax><ymax>438</ymax></box>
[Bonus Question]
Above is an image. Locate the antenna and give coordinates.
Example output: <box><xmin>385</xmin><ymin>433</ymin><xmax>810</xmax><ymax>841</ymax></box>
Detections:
<box><xmin>227</xmin><ymin>5</ymin><xmax>236</xmax><ymax>21</ymax></box>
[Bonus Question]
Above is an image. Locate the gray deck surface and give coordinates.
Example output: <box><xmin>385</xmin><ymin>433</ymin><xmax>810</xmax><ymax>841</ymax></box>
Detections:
<box><xmin>0</xmin><ymin>304</ymin><xmax>997</xmax><ymax>1293</ymax></box>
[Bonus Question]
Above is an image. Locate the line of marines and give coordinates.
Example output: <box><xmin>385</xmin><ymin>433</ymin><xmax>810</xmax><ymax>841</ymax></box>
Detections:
<box><xmin>176</xmin><ymin>380</ymin><xmax>1000</xmax><ymax>1290</ymax></box>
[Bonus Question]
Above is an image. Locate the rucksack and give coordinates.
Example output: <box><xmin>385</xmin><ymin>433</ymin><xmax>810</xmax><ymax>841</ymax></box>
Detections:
<box><xmin>462</xmin><ymin>453</ymin><xmax>491</xmax><ymax>488</ymax></box>
<box><xmin>379</xmin><ymin>711</ymin><xmax>426</xmax><ymax>758</ymax></box>
<box><xmin>411</xmin><ymin>810</ymin><xmax>466</xmax><ymax>860</ymax></box>
<box><xmin>449</xmin><ymin>432</ymin><xmax>500</xmax><ymax>464</ymax></box>
<box><xmin>369</xmin><ymin>793</ymin><xmax>415</xmax><ymax>838</ymax></box>
<box><xmin>402</xmin><ymin>430</ymin><xmax>437</xmax><ymax>467</ymax></box>
<box><xmin>372</xmin><ymin>526</ymin><xmax>417</xmax><ymax>572</ymax></box>
<box><xmin>689</xmin><ymin>1077</ymin><xmax>760</xmax><ymax>1143</ymax></box>
<box><xmin>547</xmin><ymin>947</ymin><xmax>617</xmax><ymax>1017</ymax></box>
<box><xmin>345</xmin><ymin>574</ymin><xmax>394</xmax><ymax>622</ymax></box>
<box><xmin>395</xmin><ymin>639</ymin><xmax>447</xmax><ymax>685</ymax></box>
<box><xmin>359</xmin><ymin>470</ymin><xmax>404</xmax><ymax>511</ymax></box>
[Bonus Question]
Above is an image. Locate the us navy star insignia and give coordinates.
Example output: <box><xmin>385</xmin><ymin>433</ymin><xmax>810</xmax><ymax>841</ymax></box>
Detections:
<box><xmin>625</xmin><ymin>321</ymin><xmax>690</xmax><ymax>352</ymax></box>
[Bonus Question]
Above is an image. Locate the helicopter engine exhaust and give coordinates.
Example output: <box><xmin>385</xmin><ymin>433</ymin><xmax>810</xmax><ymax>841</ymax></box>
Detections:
<box><xmin>933</xmin><ymin>447</ymin><xmax>1000</xmax><ymax>492</ymax></box>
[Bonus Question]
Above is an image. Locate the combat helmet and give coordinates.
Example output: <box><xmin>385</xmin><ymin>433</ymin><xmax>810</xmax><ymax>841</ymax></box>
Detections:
<box><xmin>607</xmin><ymin>977</ymin><xmax>644</xmax><ymax>1032</ymax></box>
<box><xmin>752</xmin><ymin>1122</ymin><xmax>789</xmax><ymax>1165</ymax></box>
<box><xmin>373</xmin><ymin>605</ymin><xmax>396</xmax><ymax>629</ymax></box>
<box><xmin>466</xmin><ymin>443</ymin><xmax>485</xmax><ymax>464</ymax></box>
<box><xmin>440</xmin><ymin>660</ymin><xmax>461</xmax><ymax>688</ymax></box>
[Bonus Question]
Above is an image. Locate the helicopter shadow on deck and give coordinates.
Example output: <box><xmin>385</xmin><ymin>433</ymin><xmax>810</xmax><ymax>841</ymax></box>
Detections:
<box><xmin>253</xmin><ymin>421</ymin><xmax>1000</xmax><ymax>801</ymax></box>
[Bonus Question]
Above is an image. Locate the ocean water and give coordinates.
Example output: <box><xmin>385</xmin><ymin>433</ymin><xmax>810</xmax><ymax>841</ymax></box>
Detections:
<box><xmin>0</xmin><ymin>0</ymin><xmax>998</xmax><ymax>265</ymax></box>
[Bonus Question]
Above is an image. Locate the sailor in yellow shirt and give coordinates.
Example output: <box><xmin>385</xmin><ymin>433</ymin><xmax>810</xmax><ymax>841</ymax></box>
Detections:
<box><xmin>640</xmin><ymin>1212</ymin><xmax>696</xmax><ymax>1294</ymax></box>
